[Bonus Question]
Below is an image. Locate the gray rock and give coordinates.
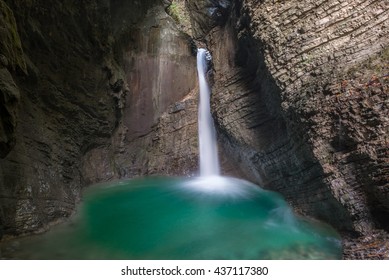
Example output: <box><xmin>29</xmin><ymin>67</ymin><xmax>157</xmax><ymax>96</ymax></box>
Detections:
<box><xmin>198</xmin><ymin>0</ymin><xmax>389</xmax><ymax>259</ymax></box>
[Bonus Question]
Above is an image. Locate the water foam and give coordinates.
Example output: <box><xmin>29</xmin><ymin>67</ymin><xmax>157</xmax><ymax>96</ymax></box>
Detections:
<box><xmin>197</xmin><ymin>48</ymin><xmax>220</xmax><ymax>177</ymax></box>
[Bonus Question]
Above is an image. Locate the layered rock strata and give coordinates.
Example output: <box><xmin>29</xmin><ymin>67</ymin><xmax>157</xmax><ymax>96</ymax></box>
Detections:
<box><xmin>0</xmin><ymin>0</ymin><xmax>199</xmax><ymax>239</ymax></box>
<box><xmin>0</xmin><ymin>0</ymin><xmax>121</xmax><ymax>237</ymax></box>
<box><xmin>1</xmin><ymin>0</ymin><xmax>388</xmax><ymax>260</ymax></box>
<box><xmin>187</xmin><ymin>0</ymin><xmax>388</xmax><ymax>258</ymax></box>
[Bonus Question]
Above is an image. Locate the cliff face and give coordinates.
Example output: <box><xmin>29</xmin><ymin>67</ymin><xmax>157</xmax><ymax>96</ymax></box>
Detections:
<box><xmin>0</xmin><ymin>0</ymin><xmax>119</xmax><ymax>237</ymax></box>
<box><xmin>187</xmin><ymin>0</ymin><xmax>388</xmax><ymax>258</ymax></box>
<box><xmin>82</xmin><ymin>1</ymin><xmax>199</xmax><ymax>182</ymax></box>
<box><xmin>0</xmin><ymin>0</ymin><xmax>201</xmax><ymax>239</ymax></box>
<box><xmin>1</xmin><ymin>0</ymin><xmax>388</xmax><ymax>259</ymax></box>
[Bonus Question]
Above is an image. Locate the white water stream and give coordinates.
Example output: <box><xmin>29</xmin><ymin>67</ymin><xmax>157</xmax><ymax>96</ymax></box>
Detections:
<box><xmin>197</xmin><ymin>48</ymin><xmax>220</xmax><ymax>177</ymax></box>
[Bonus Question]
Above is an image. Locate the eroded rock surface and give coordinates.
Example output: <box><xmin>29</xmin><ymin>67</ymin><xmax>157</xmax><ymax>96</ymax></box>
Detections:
<box><xmin>0</xmin><ymin>0</ymin><xmax>120</xmax><ymax>237</ymax></box>
<box><xmin>1</xmin><ymin>0</ymin><xmax>388</xmax><ymax>260</ymax></box>
<box><xmin>82</xmin><ymin>2</ymin><xmax>199</xmax><ymax>183</ymax></box>
<box><xmin>0</xmin><ymin>0</ymin><xmax>201</xmax><ymax>239</ymax></box>
<box><xmin>187</xmin><ymin>0</ymin><xmax>389</xmax><ymax>258</ymax></box>
<box><xmin>0</xmin><ymin>0</ymin><xmax>25</xmax><ymax>159</ymax></box>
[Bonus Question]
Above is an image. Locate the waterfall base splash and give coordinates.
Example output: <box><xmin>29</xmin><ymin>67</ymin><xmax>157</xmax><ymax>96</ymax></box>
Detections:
<box><xmin>1</xmin><ymin>177</ymin><xmax>342</xmax><ymax>260</ymax></box>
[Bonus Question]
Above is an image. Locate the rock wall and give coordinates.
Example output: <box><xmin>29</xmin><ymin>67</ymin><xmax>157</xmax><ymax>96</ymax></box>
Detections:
<box><xmin>0</xmin><ymin>0</ymin><xmax>121</xmax><ymax>237</ymax></box>
<box><xmin>187</xmin><ymin>0</ymin><xmax>388</xmax><ymax>258</ymax></box>
<box><xmin>82</xmin><ymin>1</ymin><xmax>200</xmax><ymax>183</ymax></box>
<box><xmin>1</xmin><ymin>0</ymin><xmax>388</xmax><ymax>259</ymax></box>
<box><xmin>0</xmin><ymin>0</ymin><xmax>25</xmax><ymax>158</ymax></box>
<box><xmin>0</xmin><ymin>0</ymin><xmax>201</xmax><ymax>239</ymax></box>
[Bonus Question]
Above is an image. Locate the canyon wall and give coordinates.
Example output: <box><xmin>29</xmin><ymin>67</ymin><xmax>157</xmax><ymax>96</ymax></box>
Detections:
<box><xmin>187</xmin><ymin>0</ymin><xmax>388</xmax><ymax>258</ymax></box>
<box><xmin>1</xmin><ymin>0</ymin><xmax>388</xmax><ymax>258</ymax></box>
<box><xmin>0</xmin><ymin>0</ymin><xmax>120</xmax><ymax>237</ymax></box>
<box><xmin>82</xmin><ymin>1</ymin><xmax>200</xmax><ymax>182</ymax></box>
<box><xmin>0</xmin><ymin>0</ymin><xmax>200</xmax><ymax>239</ymax></box>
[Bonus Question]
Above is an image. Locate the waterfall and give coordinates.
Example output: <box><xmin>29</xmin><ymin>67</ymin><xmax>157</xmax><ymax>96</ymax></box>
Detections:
<box><xmin>197</xmin><ymin>48</ymin><xmax>220</xmax><ymax>177</ymax></box>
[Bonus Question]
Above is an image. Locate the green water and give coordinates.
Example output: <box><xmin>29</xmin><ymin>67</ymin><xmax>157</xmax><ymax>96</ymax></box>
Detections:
<box><xmin>1</xmin><ymin>176</ymin><xmax>342</xmax><ymax>259</ymax></box>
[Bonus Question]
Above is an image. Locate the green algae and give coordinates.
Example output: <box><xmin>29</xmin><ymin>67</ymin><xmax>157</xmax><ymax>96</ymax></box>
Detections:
<box><xmin>0</xmin><ymin>0</ymin><xmax>26</xmax><ymax>72</ymax></box>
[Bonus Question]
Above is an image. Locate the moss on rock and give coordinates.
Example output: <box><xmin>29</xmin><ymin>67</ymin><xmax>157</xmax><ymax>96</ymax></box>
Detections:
<box><xmin>0</xmin><ymin>0</ymin><xmax>26</xmax><ymax>72</ymax></box>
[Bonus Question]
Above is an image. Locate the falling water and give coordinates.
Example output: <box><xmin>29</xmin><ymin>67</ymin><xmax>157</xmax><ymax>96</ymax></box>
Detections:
<box><xmin>0</xmin><ymin>49</ymin><xmax>342</xmax><ymax>261</ymax></box>
<box><xmin>197</xmin><ymin>48</ymin><xmax>220</xmax><ymax>176</ymax></box>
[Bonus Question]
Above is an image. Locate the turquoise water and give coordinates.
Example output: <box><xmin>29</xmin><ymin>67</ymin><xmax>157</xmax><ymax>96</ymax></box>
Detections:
<box><xmin>2</xmin><ymin>176</ymin><xmax>342</xmax><ymax>259</ymax></box>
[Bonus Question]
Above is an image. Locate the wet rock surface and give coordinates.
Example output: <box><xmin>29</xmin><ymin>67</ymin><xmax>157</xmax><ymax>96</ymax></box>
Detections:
<box><xmin>0</xmin><ymin>0</ymin><xmax>24</xmax><ymax>159</ymax></box>
<box><xmin>186</xmin><ymin>0</ymin><xmax>231</xmax><ymax>39</ymax></box>
<box><xmin>82</xmin><ymin>2</ymin><xmax>200</xmax><ymax>183</ymax></box>
<box><xmin>190</xmin><ymin>0</ymin><xmax>388</xmax><ymax>258</ymax></box>
<box><xmin>343</xmin><ymin>230</ymin><xmax>389</xmax><ymax>259</ymax></box>
<box><xmin>0</xmin><ymin>0</ymin><xmax>388</xmax><ymax>259</ymax></box>
<box><xmin>0</xmin><ymin>0</ymin><xmax>120</xmax><ymax>238</ymax></box>
<box><xmin>1</xmin><ymin>0</ymin><xmax>202</xmax><ymax>239</ymax></box>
